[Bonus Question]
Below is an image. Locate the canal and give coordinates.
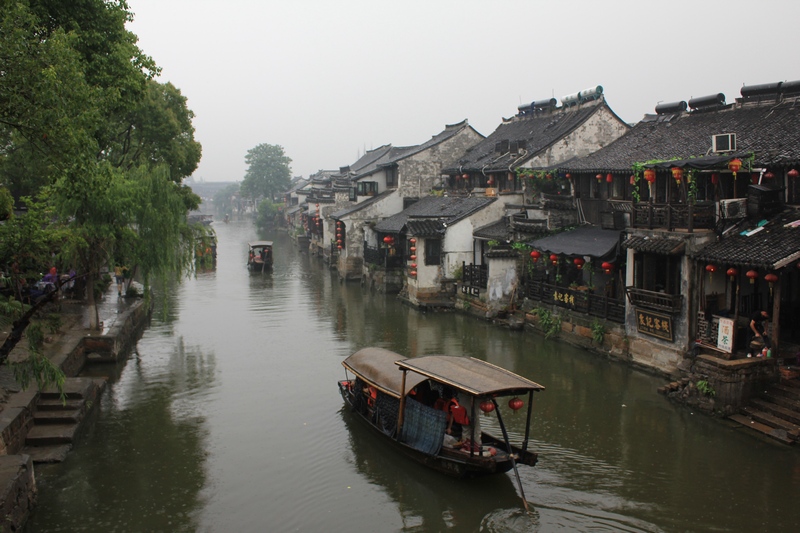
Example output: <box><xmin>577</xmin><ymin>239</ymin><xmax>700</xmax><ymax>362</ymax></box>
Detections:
<box><xmin>26</xmin><ymin>217</ymin><xmax>800</xmax><ymax>532</ymax></box>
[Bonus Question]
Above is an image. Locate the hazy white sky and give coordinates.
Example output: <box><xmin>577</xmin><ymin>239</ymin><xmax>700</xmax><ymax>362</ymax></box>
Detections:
<box><xmin>127</xmin><ymin>0</ymin><xmax>799</xmax><ymax>182</ymax></box>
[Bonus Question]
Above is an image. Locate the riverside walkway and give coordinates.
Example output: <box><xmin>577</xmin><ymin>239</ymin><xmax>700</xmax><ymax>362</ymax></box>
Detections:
<box><xmin>0</xmin><ymin>286</ymin><xmax>148</xmax><ymax>530</ymax></box>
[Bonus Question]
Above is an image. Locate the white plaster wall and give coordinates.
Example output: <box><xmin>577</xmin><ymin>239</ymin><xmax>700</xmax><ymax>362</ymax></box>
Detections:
<box><xmin>522</xmin><ymin>105</ymin><xmax>629</xmax><ymax>169</ymax></box>
<box><xmin>487</xmin><ymin>257</ymin><xmax>519</xmax><ymax>303</ymax></box>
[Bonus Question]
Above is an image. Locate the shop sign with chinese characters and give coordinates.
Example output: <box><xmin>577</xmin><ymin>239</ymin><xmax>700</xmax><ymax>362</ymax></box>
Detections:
<box><xmin>717</xmin><ymin>317</ymin><xmax>734</xmax><ymax>353</ymax></box>
<box><xmin>635</xmin><ymin>308</ymin><xmax>674</xmax><ymax>342</ymax></box>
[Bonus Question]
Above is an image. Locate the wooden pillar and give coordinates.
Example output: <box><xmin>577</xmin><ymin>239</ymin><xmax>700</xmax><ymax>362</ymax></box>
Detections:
<box><xmin>772</xmin><ymin>278</ymin><xmax>782</xmax><ymax>354</ymax></box>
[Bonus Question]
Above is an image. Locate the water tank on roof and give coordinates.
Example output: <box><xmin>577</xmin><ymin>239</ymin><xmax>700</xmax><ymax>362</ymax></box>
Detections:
<box><xmin>689</xmin><ymin>93</ymin><xmax>725</xmax><ymax>109</ymax></box>
<box><xmin>533</xmin><ymin>98</ymin><xmax>557</xmax><ymax>109</ymax></box>
<box><xmin>518</xmin><ymin>103</ymin><xmax>532</xmax><ymax>115</ymax></box>
<box><xmin>561</xmin><ymin>92</ymin><xmax>581</xmax><ymax>107</ymax></box>
<box><xmin>741</xmin><ymin>82</ymin><xmax>782</xmax><ymax>98</ymax></box>
<box><xmin>655</xmin><ymin>101</ymin><xmax>688</xmax><ymax>114</ymax></box>
<box><xmin>579</xmin><ymin>86</ymin><xmax>603</xmax><ymax>101</ymax></box>
<box><xmin>781</xmin><ymin>80</ymin><xmax>800</xmax><ymax>95</ymax></box>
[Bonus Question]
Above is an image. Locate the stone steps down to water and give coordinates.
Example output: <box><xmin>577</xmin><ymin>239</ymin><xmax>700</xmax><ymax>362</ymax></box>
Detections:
<box><xmin>21</xmin><ymin>377</ymin><xmax>105</xmax><ymax>464</ymax></box>
<box><xmin>729</xmin><ymin>376</ymin><xmax>800</xmax><ymax>444</ymax></box>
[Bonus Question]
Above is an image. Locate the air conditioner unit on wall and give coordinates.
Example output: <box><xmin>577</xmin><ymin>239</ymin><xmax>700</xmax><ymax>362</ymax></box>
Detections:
<box><xmin>719</xmin><ymin>198</ymin><xmax>747</xmax><ymax>219</ymax></box>
<box><xmin>712</xmin><ymin>133</ymin><xmax>737</xmax><ymax>153</ymax></box>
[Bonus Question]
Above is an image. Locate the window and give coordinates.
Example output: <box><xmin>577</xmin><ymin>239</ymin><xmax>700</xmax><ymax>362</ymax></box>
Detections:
<box><xmin>386</xmin><ymin>167</ymin><xmax>397</xmax><ymax>188</ymax></box>
<box><xmin>425</xmin><ymin>238</ymin><xmax>441</xmax><ymax>266</ymax></box>
<box><xmin>348</xmin><ymin>187</ymin><xmax>357</xmax><ymax>201</ymax></box>
<box><xmin>357</xmin><ymin>182</ymin><xmax>378</xmax><ymax>196</ymax></box>
<box><xmin>633</xmin><ymin>253</ymin><xmax>681</xmax><ymax>294</ymax></box>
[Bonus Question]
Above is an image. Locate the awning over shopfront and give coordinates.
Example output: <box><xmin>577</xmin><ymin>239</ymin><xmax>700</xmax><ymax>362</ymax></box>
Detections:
<box><xmin>644</xmin><ymin>152</ymin><xmax>750</xmax><ymax>170</ymax></box>
<box><xmin>527</xmin><ymin>226</ymin><xmax>621</xmax><ymax>259</ymax></box>
<box><xmin>691</xmin><ymin>209</ymin><xmax>800</xmax><ymax>269</ymax></box>
<box><xmin>622</xmin><ymin>235</ymin><xmax>686</xmax><ymax>255</ymax></box>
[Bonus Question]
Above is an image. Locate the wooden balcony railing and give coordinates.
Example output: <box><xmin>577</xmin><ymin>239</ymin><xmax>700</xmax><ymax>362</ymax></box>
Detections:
<box><xmin>625</xmin><ymin>286</ymin><xmax>682</xmax><ymax>314</ymax></box>
<box><xmin>462</xmin><ymin>263</ymin><xmax>488</xmax><ymax>289</ymax></box>
<box><xmin>610</xmin><ymin>201</ymin><xmax>716</xmax><ymax>231</ymax></box>
<box><xmin>524</xmin><ymin>279</ymin><xmax>625</xmax><ymax>323</ymax></box>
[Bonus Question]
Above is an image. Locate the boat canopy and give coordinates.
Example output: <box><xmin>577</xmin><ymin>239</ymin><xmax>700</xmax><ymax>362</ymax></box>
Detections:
<box><xmin>342</xmin><ymin>347</ymin><xmax>427</xmax><ymax>399</ymax></box>
<box><xmin>396</xmin><ymin>356</ymin><xmax>545</xmax><ymax>397</ymax></box>
<box><xmin>249</xmin><ymin>241</ymin><xmax>273</xmax><ymax>249</ymax></box>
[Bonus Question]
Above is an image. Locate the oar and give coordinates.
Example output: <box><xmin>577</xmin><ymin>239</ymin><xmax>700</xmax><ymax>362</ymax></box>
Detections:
<box><xmin>492</xmin><ymin>399</ymin><xmax>529</xmax><ymax>512</ymax></box>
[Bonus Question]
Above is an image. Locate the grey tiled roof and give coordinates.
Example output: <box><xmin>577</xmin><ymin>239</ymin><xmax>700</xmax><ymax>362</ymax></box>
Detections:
<box><xmin>405</xmin><ymin>219</ymin><xmax>446</xmax><ymax>237</ymax></box>
<box><xmin>444</xmin><ymin>100</ymin><xmax>613</xmax><ymax>174</ymax></box>
<box><xmin>330</xmin><ymin>190</ymin><xmax>395</xmax><ymax>219</ymax></box>
<box><xmin>474</xmin><ymin>219</ymin><xmax>510</xmax><ymax>240</ymax></box>
<box><xmin>375</xmin><ymin>196</ymin><xmax>495</xmax><ymax>233</ymax></box>
<box><xmin>622</xmin><ymin>236</ymin><xmax>686</xmax><ymax>255</ymax></box>
<box><xmin>562</xmin><ymin>98</ymin><xmax>800</xmax><ymax>173</ymax></box>
<box><xmin>527</xmin><ymin>226</ymin><xmax>622</xmax><ymax>258</ymax></box>
<box><xmin>691</xmin><ymin>208</ymin><xmax>800</xmax><ymax>269</ymax></box>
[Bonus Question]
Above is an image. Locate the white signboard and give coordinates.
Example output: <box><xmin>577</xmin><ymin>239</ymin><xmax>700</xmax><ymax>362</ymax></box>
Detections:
<box><xmin>717</xmin><ymin>317</ymin><xmax>734</xmax><ymax>353</ymax></box>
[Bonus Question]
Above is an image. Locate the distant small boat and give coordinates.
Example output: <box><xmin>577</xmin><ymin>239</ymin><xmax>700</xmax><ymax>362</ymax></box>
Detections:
<box><xmin>247</xmin><ymin>241</ymin><xmax>273</xmax><ymax>271</ymax></box>
<box><xmin>338</xmin><ymin>347</ymin><xmax>545</xmax><ymax>480</ymax></box>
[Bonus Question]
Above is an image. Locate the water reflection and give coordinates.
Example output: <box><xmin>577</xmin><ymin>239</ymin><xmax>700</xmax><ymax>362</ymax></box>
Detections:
<box><xmin>28</xmin><ymin>330</ymin><xmax>215</xmax><ymax>532</ymax></box>
<box><xmin>340</xmin><ymin>407</ymin><xmax>526</xmax><ymax>532</ymax></box>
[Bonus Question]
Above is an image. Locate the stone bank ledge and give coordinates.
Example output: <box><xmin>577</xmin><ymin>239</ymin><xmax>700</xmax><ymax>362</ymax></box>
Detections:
<box><xmin>0</xmin><ymin>296</ymin><xmax>150</xmax><ymax>531</ymax></box>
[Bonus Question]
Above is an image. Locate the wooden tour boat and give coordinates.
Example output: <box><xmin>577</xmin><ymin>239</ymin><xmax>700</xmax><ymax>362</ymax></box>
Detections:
<box><xmin>247</xmin><ymin>241</ymin><xmax>273</xmax><ymax>271</ymax></box>
<box><xmin>339</xmin><ymin>347</ymin><xmax>545</xmax><ymax>507</ymax></box>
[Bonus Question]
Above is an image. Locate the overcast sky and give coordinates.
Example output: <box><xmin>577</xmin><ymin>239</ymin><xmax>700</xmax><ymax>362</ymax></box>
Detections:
<box><xmin>127</xmin><ymin>0</ymin><xmax>799</xmax><ymax>182</ymax></box>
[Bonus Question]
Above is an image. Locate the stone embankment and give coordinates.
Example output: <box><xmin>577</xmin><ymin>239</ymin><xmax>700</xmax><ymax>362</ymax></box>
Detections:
<box><xmin>0</xmin><ymin>290</ymin><xmax>149</xmax><ymax>531</ymax></box>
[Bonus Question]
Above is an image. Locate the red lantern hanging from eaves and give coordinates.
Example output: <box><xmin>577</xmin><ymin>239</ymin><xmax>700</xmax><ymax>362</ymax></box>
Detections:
<box><xmin>705</xmin><ymin>264</ymin><xmax>717</xmax><ymax>281</ymax></box>
<box><xmin>671</xmin><ymin>167</ymin><xmax>684</xmax><ymax>182</ymax></box>
<box><xmin>746</xmin><ymin>269</ymin><xmax>758</xmax><ymax>284</ymax></box>
<box><xmin>788</xmin><ymin>168</ymin><xmax>800</xmax><ymax>179</ymax></box>
<box><xmin>726</xmin><ymin>267</ymin><xmax>738</xmax><ymax>280</ymax></box>
<box><xmin>530</xmin><ymin>250</ymin><xmax>541</xmax><ymax>262</ymax></box>
<box><xmin>573</xmin><ymin>257</ymin><xmax>585</xmax><ymax>269</ymax></box>
<box><xmin>409</xmin><ymin>238</ymin><xmax>416</xmax><ymax>244</ymax></box>
<box><xmin>550</xmin><ymin>254</ymin><xmax>559</xmax><ymax>265</ymax></box>
<box><xmin>601</xmin><ymin>261</ymin><xmax>613</xmax><ymax>274</ymax></box>
<box><xmin>595</xmin><ymin>173</ymin><xmax>603</xmax><ymax>182</ymax></box>
<box><xmin>383</xmin><ymin>236</ymin><xmax>394</xmax><ymax>244</ymax></box>
<box><xmin>711</xmin><ymin>173</ymin><xmax>720</xmax><ymax>185</ymax></box>
<box><xmin>764</xmin><ymin>171</ymin><xmax>775</xmax><ymax>179</ymax></box>
<box><xmin>606</xmin><ymin>173</ymin><xmax>613</xmax><ymax>183</ymax></box>
<box><xmin>728</xmin><ymin>158</ymin><xmax>742</xmax><ymax>176</ymax></box>
<box><xmin>765</xmin><ymin>273</ymin><xmax>778</xmax><ymax>296</ymax></box>
<box><xmin>644</xmin><ymin>168</ymin><xmax>656</xmax><ymax>183</ymax></box>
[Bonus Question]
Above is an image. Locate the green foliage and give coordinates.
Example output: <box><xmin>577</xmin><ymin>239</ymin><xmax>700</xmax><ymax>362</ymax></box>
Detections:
<box><xmin>452</xmin><ymin>265</ymin><xmax>463</xmax><ymax>281</ymax></box>
<box><xmin>0</xmin><ymin>187</ymin><xmax>13</xmax><ymax>220</ymax></box>
<box><xmin>487</xmin><ymin>240</ymin><xmax>500</xmax><ymax>248</ymax></box>
<box><xmin>696</xmin><ymin>380</ymin><xmax>716</xmax><ymax>397</ymax></box>
<box><xmin>241</xmin><ymin>144</ymin><xmax>292</xmax><ymax>201</ymax></box>
<box><xmin>591</xmin><ymin>320</ymin><xmax>606</xmax><ymax>345</ymax></box>
<box><xmin>256</xmin><ymin>199</ymin><xmax>281</xmax><ymax>229</ymax></box>
<box><xmin>535</xmin><ymin>307</ymin><xmax>561</xmax><ymax>340</ymax></box>
<box><xmin>516</xmin><ymin>169</ymin><xmax>570</xmax><ymax>195</ymax></box>
<box><xmin>213</xmin><ymin>182</ymin><xmax>240</xmax><ymax>215</ymax></box>
<box><xmin>11</xmin><ymin>321</ymin><xmax>65</xmax><ymax>399</ymax></box>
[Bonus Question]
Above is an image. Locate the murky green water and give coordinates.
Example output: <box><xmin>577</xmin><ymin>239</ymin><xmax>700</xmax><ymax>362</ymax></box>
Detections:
<box><xmin>25</xmin><ymin>217</ymin><xmax>800</xmax><ymax>532</ymax></box>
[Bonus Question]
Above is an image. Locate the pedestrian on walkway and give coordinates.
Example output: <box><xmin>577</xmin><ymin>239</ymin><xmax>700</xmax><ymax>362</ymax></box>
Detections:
<box><xmin>114</xmin><ymin>264</ymin><xmax>124</xmax><ymax>297</ymax></box>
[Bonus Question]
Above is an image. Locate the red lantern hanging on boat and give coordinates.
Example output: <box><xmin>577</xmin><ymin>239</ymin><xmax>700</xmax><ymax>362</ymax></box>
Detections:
<box><xmin>530</xmin><ymin>250</ymin><xmax>541</xmax><ymax>262</ymax></box>
<box><xmin>644</xmin><ymin>168</ymin><xmax>656</xmax><ymax>183</ymax></box>
<box><xmin>671</xmin><ymin>167</ymin><xmax>684</xmax><ymax>183</ymax></box>
<box><xmin>479</xmin><ymin>399</ymin><xmax>495</xmax><ymax>414</ymax></box>
<box><xmin>789</xmin><ymin>169</ymin><xmax>800</xmax><ymax>179</ymax></box>
<box><xmin>606</xmin><ymin>173</ymin><xmax>613</xmax><ymax>183</ymax></box>
<box><xmin>508</xmin><ymin>397</ymin><xmax>524</xmax><ymax>413</ymax></box>
<box><xmin>711</xmin><ymin>173</ymin><xmax>719</xmax><ymax>185</ymax></box>
<box><xmin>765</xmin><ymin>273</ymin><xmax>778</xmax><ymax>296</ymax></box>
<box><xmin>573</xmin><ymin>257</ymin><xmax>585</xmax><ymax>269</ymax></box>
<box><xmin>601</xmin><ymin>261</ymin><xmax>613</xmax><ymax>274</ymax></box>
<box><xmin>746</xmin><ymin>269</ymin><xmax>758</xmax><ymax>284</ymax></box>
<box><xmin>550</xmin><ymin>254</ymin><xmax>559</xmax><ymax>265</ymax></box>
<box><xmin>726</xmin><ymin>267</ymin><xmax>738</xmax><ymax>280</ymax></box>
